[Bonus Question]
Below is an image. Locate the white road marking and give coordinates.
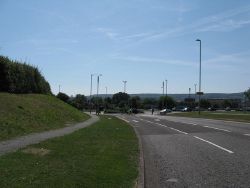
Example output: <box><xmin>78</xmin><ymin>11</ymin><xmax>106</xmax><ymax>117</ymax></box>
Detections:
<box><xmin>140</xmin><ymin>119</ymin><xmax>189</xmax><ymax>135</ymax></box>
<box><xmin>193</xmin><ymin>136</ymin><xmax>234</xmax><ymax>154</ymax></box>
<box><xmin>132</xmin><ymin>120</ymin><xmax>139</xmax><ymax>123</ymax></box>
<box><xmin>244</xmin><ymin>134</ymin><xmax>250</xmax><ymax>136</ymax></box>
<box><xmin>203</xmin><ymin>126</ymin><xmax>231</xmax><ymax>132</ymax></box>
<box><xmin>180</xmin><ymin>122</ymin><xmax>197</xmax><ymax>125</ymax></box>
<box><xmin>155</xmin><ymin>119</ymin><xmax>160</xmax><ymax>121</ymax></box>
<box><xmin>119</xmin><ymin>117</ymin><xmax>130</xmax><ymax>123</ymax></box>
<box><xmin>155</xmin><ymin>123</ymin><xmax>188</xmax><ymax>135</ymax></box>
<box><xmin>168</xmin><ymin>127</ymin><xmax>188</xmax><ymax>135</ymax></box>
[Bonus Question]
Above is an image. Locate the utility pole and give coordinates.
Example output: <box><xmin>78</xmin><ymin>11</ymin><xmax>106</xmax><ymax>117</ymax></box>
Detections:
<box><xmin>165</xmin><ymin>80</ymin><xmax>168</xmax><ymax>109</ymax></box>
<box><xmin>196</xmin><ymin>39</ymin><xmax>202</xmax><ymax>115</ymax></box>
<box><xmin>89</xmin><ymin>74</ymin><xmax>95</xmax><ymax>114</ymax></box>
<box><xmin>58</xmin><ymin>85</ymin><xmax>61</xmax><ymax>93</ymax></box>
<box><xmin>194</xmin><ymin>84</ymin><xmax>197</xmax><ymax>102</ymax></box>
<box><xmin>123</xmin><ymin>81</ymin><xmax>127</xmax><ymax>93</ymax></box>
<box><xmin>96</xmin><ymin>74</ymin><xmax>102</xmax><ymax>115</ymax></box>
<box><xmin>162</xmin><ymin>81</ymin><xmax>165</xmax><ymax>95</ymax></box>
<box><xmin>189</xmin><ymin>88</ymin><xmax>191</xmax><ymax>98</ymax></box>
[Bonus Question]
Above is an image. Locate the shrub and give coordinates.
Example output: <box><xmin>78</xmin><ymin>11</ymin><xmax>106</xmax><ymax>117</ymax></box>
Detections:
<box><xmin>0</xmin><ymin>56</ymin><xmax>51</xmax><ymax>94</ymax></box>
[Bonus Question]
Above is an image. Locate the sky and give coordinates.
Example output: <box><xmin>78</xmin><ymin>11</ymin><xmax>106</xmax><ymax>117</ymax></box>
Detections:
<box><xmin>0</xmin><ymin>0</ymin><xmax>250</xmax><ymax>96</ymax></box>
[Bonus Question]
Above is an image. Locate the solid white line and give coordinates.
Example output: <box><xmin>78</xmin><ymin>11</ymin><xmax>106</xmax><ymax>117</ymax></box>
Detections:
<box><xmin>132</xmin><ymin>120</ymin><xmax>139</xmax><ymax>123</ymax></box>
<box><xmin>119</xmin><ymin>117</ymin><xmax>130</xmax><ymax>123</ymax></box>
<box><xmin>193</xmin><ymin>136</ymin><xmax>234</xmax><ymax>154</ymax></box>
<box><xmin>203</xmin><ymin>126</ymin><xmax>231</xmax><ymax>132</ymax></box>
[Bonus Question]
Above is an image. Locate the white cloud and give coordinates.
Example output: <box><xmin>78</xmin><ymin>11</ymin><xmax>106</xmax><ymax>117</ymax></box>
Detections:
<box><xmin>110</xmin><ymin>54</ymin><xmax>195</xmax><ymax>67</ymax></box>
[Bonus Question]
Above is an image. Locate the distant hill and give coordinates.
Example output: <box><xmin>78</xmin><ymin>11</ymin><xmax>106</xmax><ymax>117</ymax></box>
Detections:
<box><xmin>92</xmin><ymin>92</ymin><xmax>245</xmax><ymax>101</ymax></box>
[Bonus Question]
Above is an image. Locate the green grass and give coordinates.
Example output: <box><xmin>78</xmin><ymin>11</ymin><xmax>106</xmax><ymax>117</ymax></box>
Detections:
<box><xmin>0</xmin><ymin>116</ymin><xmax>139</xmax><ymax>188</ymax></box>
<box><xmin>0</xmin><ymin>93</ymin><xmax>90</xmax><ymax>140</ymax></box>
<box><xmin>168</xmin><ymin>111</ymin><xmax>250</xmax><ymax>123</ymax></box>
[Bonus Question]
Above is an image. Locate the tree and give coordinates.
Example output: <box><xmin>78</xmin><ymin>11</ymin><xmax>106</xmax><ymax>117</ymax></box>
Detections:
<box><xmin>142</xmin><ymin>98</ymin><xmax>157</xmax><ymax>109</ymax></box>
<box><xmin>200</xmin><ymin>99</ymin><xmax>211</xmax><ymax>108</ymax></box>
<box><xmin>112</xmin><ymin>92</ymin><xmax>130</xmax><ymax>108</ymax></box>
<box><xmin>222</xmin><ymin>99</ymin><xmax>231</xmax><ymax>108</ymax></box>
<box><xmin>57</xmin><ymin>92</ymin><xmax>70</xmax><ymax>103</ymax></box>
<box><xmin>158</xmin><ymin>96</ymin><xmax>176</xmax><ymax>109</ymax></box>
<box><xmin>244</xmin><ymin>88</ymin><xmax>250</xmax><ymax>101</ymax></box>
<box><xmin>71</xmin><ymin>94</ymin><xmax>87</xmax><ymax>110</ymax></box>
<box><xmin>130</xmin><ymin>96</ymin><xmax>141</xmax><ymax>109</ymax></box>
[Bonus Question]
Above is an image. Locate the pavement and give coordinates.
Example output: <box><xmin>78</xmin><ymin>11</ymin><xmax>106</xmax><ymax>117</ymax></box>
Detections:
<box><xmin>117</xmin><ymin>114</ymin><xmax>250</xmax><ymax>188</ymax></box>
<box><xmin>0</xmin><ymin>114</ymin><xmax>99</xmax><ymax>156</ymax></box>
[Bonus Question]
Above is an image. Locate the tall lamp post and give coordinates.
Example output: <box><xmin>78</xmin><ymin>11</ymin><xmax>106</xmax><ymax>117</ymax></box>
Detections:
<box><xmin>196</xmin><ymin>39</ymin><xmax>202</xmax><ymax>115</ymax></box>
<box><xmin>194</xmin><ymin>83</ymin><xmax>197</xmax><ymax>102</ymax></box>
<box><xmin>96</xmin><ymin>74</ymin><xmax>102</xmax><ymax>115</ymax></box>
<box><xmin>123</xmin><ymin>81</ymin><xmax>127</xmax><ymax>93</ymax></box>
<box><xmin>89</xmin><ymin>74</ymin><xmax>96</xmax><ymax>114</ymax></box>
<box><xmin>165</xmin><ymin>79</ymin><xmax>168</xmax><ymax>109</ymax></box>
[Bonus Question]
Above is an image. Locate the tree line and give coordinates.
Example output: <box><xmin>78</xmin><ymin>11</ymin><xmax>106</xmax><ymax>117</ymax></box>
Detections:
<box><xmin>0</xmin><ymin>56</ymin><xmax>51</xmax><ymax>94</ymax></box>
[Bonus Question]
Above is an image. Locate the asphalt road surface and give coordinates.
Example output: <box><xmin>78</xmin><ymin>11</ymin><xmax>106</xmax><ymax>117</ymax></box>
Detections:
<box><xmin>117</xmin><ymin>114</ymin><xmax>250</xmax><ymax>188</ymax></box>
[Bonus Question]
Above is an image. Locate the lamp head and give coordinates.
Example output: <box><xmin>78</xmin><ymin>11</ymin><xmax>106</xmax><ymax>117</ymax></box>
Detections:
<box><xmin>196</xmin><ymin>39</ymin><xmax>201</xmax><ymax>42</ymax></box>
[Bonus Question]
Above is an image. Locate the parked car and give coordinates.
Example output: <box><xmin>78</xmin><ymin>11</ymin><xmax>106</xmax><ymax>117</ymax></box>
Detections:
<box><xmin>208</xmin><ymin>107</ymin><xmax>216</xmax><ymax>111</ymax></box>
<box><xmin>160</xmin><ymin>109</ymin><xmax>172</xmax><ymax>115</ymax></box>
<box><xmin>181</xmin><ymin>107</ymin><xmax>191</xmax><ymax>112</ymax></box>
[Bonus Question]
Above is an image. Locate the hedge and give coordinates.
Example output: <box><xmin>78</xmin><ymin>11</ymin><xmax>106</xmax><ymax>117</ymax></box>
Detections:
<box><xmin>0</xmin><ymin>56</ymin><xmax>51</xmax><ymax>94</ymax></box>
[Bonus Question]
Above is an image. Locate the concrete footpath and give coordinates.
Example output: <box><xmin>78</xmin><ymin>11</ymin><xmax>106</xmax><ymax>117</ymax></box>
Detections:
<box><xmin>0</xmin><ymin>115</ymin><xmax>99</xmax><ymax>156</ymax></box>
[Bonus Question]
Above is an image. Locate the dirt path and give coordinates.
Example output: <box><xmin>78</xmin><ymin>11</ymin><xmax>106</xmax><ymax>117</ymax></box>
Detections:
<box><xmin>0</xmin><ymin>115</ymin><xmax>99</xmax><ymax>156</ymax></box>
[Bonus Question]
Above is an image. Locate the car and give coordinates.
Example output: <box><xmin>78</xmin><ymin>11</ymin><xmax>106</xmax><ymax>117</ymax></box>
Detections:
<box><xmin>181</xmin><ymin>107</ymin><xmax>193</xmax><ymax>112</ymax></box>
<box><xmin>208</xmin><ymin>107</ymin><xmax>216</xmax><ymax>111</ymax></box>
<box><xmin>160</xmin><ymin>108</ymin><xmax>172</xmax><ymax>115</ymax></box>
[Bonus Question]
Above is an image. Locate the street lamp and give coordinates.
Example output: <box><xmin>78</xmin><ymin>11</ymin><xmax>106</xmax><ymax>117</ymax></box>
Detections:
<box><xmin>194</xmin><ymin>83</ymin><xmax>197</xmax><ymax>102</ymax></box>
<box><xmin>96</xmin><ymin>74</ymin><xmax>102</xmax><ymax>115</ymax></box>
<box><xmin>196</xmin><ymin>39</ymin><xmax>202</xmax><ymax>115</ymax></box>
<box><xmin>89</xmin><ymin>74</ymin><xmax>97</xmax><ymax>114</ymax></box>
<box><xmin>165</xmin><ymin>79</ymin><xmax>168</xmax><ymax>109</ymax></box>
<box><xmin>123</xmin><ymin>81</ymin><xmax>127</xmax><ymax>93</ymax></box>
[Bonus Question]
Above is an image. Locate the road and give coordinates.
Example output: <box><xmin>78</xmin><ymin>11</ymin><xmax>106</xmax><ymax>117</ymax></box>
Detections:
<box><xmin>117</xmin><ymin>114</ymin><xmax>250</xmax><ymax>188</ymax></box>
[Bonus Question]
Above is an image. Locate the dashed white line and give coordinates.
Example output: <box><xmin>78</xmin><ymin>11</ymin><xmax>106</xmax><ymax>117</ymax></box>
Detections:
<box><xmin>154</xmin><ymin>119</ymin><xmax>160</xmax><ymax>122</ymax></box>
<box><xmin>193</xmin><ymin>136</ymin><xmax>234</xmax><ymax>154</ymax></box>
<box><xmin>132</xmin><ymin>120</ymin><xmax>139</xmax><ymax>123</ymax></box>
<box><xmin>168</xmin><ymin>127</ymin><xmax>188</xmax><ymax>135</ymax></box>
<box><xmin>179</xmin><ymin>122</ymin><xmax>197</xmax><ymax>125</ymax></box>
<box><xmin>143</xmin><ymin>121</ymin><xmax>189</xmax><ymax>135</ymax></box>
<box><xmin>244</xmin><ymin>134</ymin><xmax>250</xmax><ymax>136</ymax></box>
<box><xmin>203</xmin><ymin>126</ymin><xmax>231</xmax><ymax>132</ymax></box>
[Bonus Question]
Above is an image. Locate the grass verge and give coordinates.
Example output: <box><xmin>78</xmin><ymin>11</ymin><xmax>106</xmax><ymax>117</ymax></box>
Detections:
<box><xmin>0</xmin><ymin>116</ymin><xmax>139</xmax><ymax>188</ymax></box>
<box><xmin>0</xmin><ymin>93</ymin><xmax>90</xmax><ymax>140</ymax></box>
<box><xmin>168</xmin><ymin>111</ymin><xmax>250</xmax><ymax>123</ymax></box>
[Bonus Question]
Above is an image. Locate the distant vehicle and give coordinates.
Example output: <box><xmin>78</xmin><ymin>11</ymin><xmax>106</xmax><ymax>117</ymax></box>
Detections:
<box><xmin>208</xmin><ymin>107</ymin><xmax>216</xmax><ymax>111</ymax></box>
<box><xmin>172</xmin><ymin>106</ymin><xmax>185</xmax><ymax>111</ymax></box>
<box><xmin>160</xmin><ymin>109</ymin><xmax>172</xmax><ymax>115</ymax></box>
<box><xmin>225</xmin><ymin>107</ymin><xmax>231</xmax><ymax>111</ymax></box>
<box><xmin>181</xmin><ymin>107</ymin><xmax>191</xmax><ymax>112</ymax></box>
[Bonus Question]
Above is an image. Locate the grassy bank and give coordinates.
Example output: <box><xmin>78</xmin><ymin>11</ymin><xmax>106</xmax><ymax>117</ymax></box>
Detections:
<box><xmin>168</xmin><ymin>111</ymin><xmax>250</xmax><ymax>123</ymax></box>
<box><xmin>0</xmin><ymin>116</ymin><xmax>139</xmax><ymax>188</ymax></box>
<box><xmin>0</xmin><ymin>93</ymin><xmax>89</xmax><ymax>140</ymax></box>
